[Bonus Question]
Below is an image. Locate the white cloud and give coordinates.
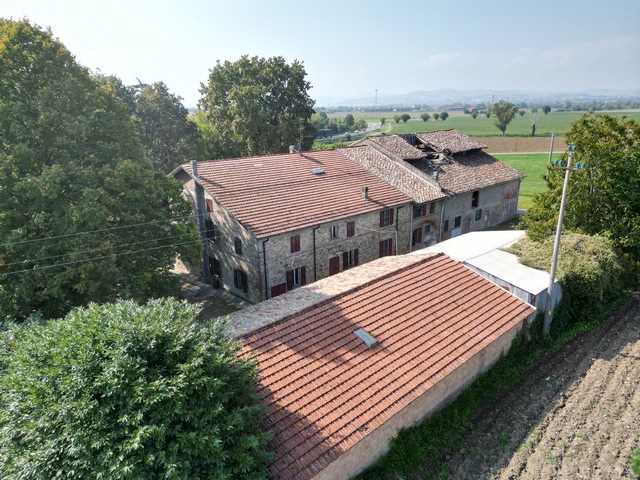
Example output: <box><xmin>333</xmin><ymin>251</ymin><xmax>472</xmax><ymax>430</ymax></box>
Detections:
<box><xmin>422</xmin><ymin>53</ymin><xmax>463</xmax><ymax>71</ymax></box>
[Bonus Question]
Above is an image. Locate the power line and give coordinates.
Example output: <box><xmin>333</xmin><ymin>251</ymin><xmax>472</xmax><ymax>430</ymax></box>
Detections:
<box><xmin>0</xmin><ymin>214</ymin><xmax>197</xmax><ymax>248</ymax></box>
<box><xmin>1</xmin><ymin>232</ymin><xmax>198</xmax><ymax>269</ymax></box>
<box><xmin>0</xmin><ymin>240</ymin><xmax>199</xmax><ymax>277</ymax></box>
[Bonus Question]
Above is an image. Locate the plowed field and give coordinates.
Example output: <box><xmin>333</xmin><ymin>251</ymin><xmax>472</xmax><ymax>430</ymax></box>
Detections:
<box><xmin>443</xmin><ymin>293</ymin><xmax>640</xmax><ymax>479</ymax></box>
<box><xmin>479</xmin><ymin>136</ymin><xmax>566</xmax><ymax>154</ymax></box>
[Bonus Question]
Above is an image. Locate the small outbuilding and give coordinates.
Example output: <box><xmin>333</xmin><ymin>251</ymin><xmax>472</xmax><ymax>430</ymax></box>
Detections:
<box><xmin>230</xmin><ymin>252</ymin><xmax>536</xmax><ymax>479</ymax></box>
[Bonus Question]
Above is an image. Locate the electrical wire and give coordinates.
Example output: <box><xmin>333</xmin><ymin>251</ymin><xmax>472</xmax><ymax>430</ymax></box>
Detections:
<box><xmin>0</xmin><ymin>232</ymin><xmax>198</xmax><ymax>268</ymax></box>
<box><xmin>0</xmin><ymin>240</ymin><xmax>200</xmax><ymax>277</ymax></box>
<box><xmin>0</xmin><ymin>214</ymin><xmax>198</xmax><ymax>248</ymax></box>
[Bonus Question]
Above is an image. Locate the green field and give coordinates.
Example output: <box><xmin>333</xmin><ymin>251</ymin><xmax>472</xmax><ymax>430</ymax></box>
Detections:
<box><xmin>330</xmin><ymin>109</ymin><xmax>640</xmax><ymax>137</ymax></box>
<box><xmin>493</xmin><ymin>153</ymin><xmax>550</xmax><ymax>210</ymax></box>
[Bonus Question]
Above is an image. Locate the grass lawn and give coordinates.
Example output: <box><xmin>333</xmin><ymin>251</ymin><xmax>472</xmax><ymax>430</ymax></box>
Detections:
<box><xmin>493</xmin><ymin>153</ymin><xmax>550</xmax><ymax>210</ymax></box>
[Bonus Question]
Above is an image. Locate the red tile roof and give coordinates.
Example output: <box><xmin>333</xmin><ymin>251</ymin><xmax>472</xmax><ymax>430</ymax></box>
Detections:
<box><xmin>367</xmin><ymin>135</ymin><xmax>426</xmax><ymax>160</ymax></box>
<box><xmin>416</xmin><ymin>129</ymin><xmax>488</xmax><ymax>154</ymax></box>
<box><xmin>177</xmin><ymin>150</ymin><xmax>412</xmax><ymax>238</ymax></box>
<box><xmin>238</xmin><ymin>253</ymin><xmax>535</xmax><ymax>479</ymax></box>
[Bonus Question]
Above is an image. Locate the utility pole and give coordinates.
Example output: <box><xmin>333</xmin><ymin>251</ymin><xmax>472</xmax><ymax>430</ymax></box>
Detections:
<box><xmin>543</xmin><ymin>145</ymin><xmax>585</xmax><ymax>335</ymax></box>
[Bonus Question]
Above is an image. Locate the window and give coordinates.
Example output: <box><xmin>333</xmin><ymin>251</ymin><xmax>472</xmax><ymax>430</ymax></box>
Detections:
<box><xmin>233</xmin><ymin>269</ymin><xmax>248</xmax><ymax>293</ymax></box>
<box><xmin>472</xmin><ymin>190</ymin><xmax>479</xmax><ymax>208</ymax></box>
<box><xmin>412</xmin><ymin>227</ymin><xmax>423</xmax><ymax>246</ymax></box>
<box><xmin>379</xmin><ymin>238</ymin><xmax>393</xmax><ymax>258</ymax></box>
<box><xmin>444</xmin><ymin>220</ymin><xmax>449</xmax><ymax>232</ymax></box>
<box><xmin>342</xmin><ymin>249</ymin><xmax>359</xmax><ymax>269</ymax></box>
<box><xmin>205</xmin><ymin>219</ymin><xmax>216</xmax><ymax>242</ymax></box>
<box><xmin>429</xmin><ymin>202</ymin><xmax>436</xmax><ymax>214</ymax></box>
<box><xmin>209</xmin><ymin>257</ymin><xmax>221</xmax><ymax>277</ymax></box>
<box><xmin>475</xmin><ymin>209</ymin><xmax>482</xmax><ymax>221</ymax></box>
<box><xmin>286</xmin><ymin>267</ymin><xmax>306</xmax><ymax>290</ymax></box>
<box><xmin>379</xmin><ymin>208</ymin><xmax>394</xmax><ymax>227</ymax></box>
<box><xmin>234</xmin><ymin>237</ymin><xmax>242</xmax><ymax>255</ymax></box>
<box><xmin>424</xmin><ymin>224</ymin><xmax>432</xmax><ymax>235</ymax></box>
<box><xmin>330</xmin><ymin>225</ymin><xmax>339</xmax><ymax>239</ymax></box>
<box><xmin>413</xmin><ymin>205</ymin><xmax>426</xmax><ymax>218</ymax></box>
<box><xmin>329</xmin><ymin>256</ymin><xmax>340</xmax><ymax>276</ymax></box>
<box><xmin>454</xmin><ymin>216</ymin><xmax>462</xmax><ymax>228</ymax></box>
<box><xmin>205</xmin><ymin>198</ymin><xmax>213</xmax><ymax>213</ymax></box>
<box><xmin>290</xmin><ymin>235</ymin><xmax>300</xmax><ymax>253</ymax></box>
<box><xmin>346</xmin><ymin>221</ymin><xmax>355</xmax><ymax>238</ymax></box>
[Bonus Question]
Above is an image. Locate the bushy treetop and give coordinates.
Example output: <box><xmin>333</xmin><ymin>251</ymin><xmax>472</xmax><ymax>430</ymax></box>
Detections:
<box><xmin>0</xmin><ymin>299</ymin><xmax>272</xmax><ymax>479</ymax></box>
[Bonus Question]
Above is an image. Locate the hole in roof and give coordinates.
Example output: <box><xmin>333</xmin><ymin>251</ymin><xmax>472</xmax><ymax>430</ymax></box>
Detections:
<box><xmin>311</xmin><ymin>168</ymin><xmax>325</xmax><ymax>175</ymax></box>
<box><xmin>353</xmin><ymin>328</ymin><xmax>378</xmax><ymax>348</ymax></box>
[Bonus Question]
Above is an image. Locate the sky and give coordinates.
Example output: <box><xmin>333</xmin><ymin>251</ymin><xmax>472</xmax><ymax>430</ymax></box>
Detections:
<box><xmin>2</xmin><ymin>0</ymin><xmax>639</xmax><ymax>107</ymax></box>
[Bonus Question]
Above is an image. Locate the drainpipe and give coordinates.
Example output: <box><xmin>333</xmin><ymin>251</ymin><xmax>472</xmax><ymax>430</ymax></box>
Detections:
<box><xmin>395</xmin><ymin>205</ymin><xmax>403</xmax><ymax>255</ymax></box>
<box><xmin>312</xmin><ymin>225</ymin><xmax>320</xmax><ymax>281</ymax></box>
<box><xmin>262</xmin><ymin>238</ymin><xmax>269</xmax><ymax>300</ymax></box>
<box><xmin>192</xmin><ymin>161</ymin><xmax>211</xmax><ymax>284</ymax></box>
<box><xmin>409</xmin><ymin>204</ymin><xmax>415</xmax><ymax>253</ymax></box>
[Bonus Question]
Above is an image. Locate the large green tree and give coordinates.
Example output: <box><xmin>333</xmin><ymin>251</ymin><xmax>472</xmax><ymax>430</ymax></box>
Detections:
<box><xmin>522</xmin><ymin>113</ymin><xmax>640</xmax><ymax>263</ymax></box>
<box><xmin>0</xmin><ymin>19</ymin><xmax>200</xmax><ymax>319</ymax></box>
<box><xmin>199</xmin><ymin>55</ymin><xmax>316</xmax><ymax>157</ymax></box>
<box><xmin>492</xmin><ymin>99</ymin><xmax>519</xmax><ymax>136</ymax></box>
<box><xmin>135</xmin><ymin>81</ymin><xmax>198</xmax><ymax>173</ymax></box>
<box><xmin>0</xmin><ymin>299</ymin><xmax>272</xmax><ymax>479</ymax></box>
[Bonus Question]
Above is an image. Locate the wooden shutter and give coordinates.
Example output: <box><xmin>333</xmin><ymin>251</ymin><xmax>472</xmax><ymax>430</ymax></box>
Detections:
<box><xmin>300</xmin><ymin>267</ymin><xmax>306</xmax><ymax>286</ymax></box>
<box><xmin>241</xmin><ymin>271</ymin><xmax>248</xmax><ymax>293</ymax></box>
<box><xmin>343</xmin><ymin>251</ymin><xmax>348</xmax><ymax>269</ymax></box>
<box><xmin>347</xmin><ymin>221</ymin><xmax>355</xmax><ymax>237</ymax></box>
<box><xmin>389</xmin><ymin>209</ymin><xmax>394</xmax><ymax>225</ymax></box>
<box><xmin>379</xmin><ymin>240</ymin><xmax>384</xmax><ymax>258</ymax></box>
<box><xmin>329</xmin><ymin>256</ymin><xmax>340</xmax><ymax>276</ymax></box>
<box><xmin>379</xmin><ymin>211</ymin><xmax>384</xmax><ymax>227</ymax></box>
<box><xmin>389</xmin><ymin>238</ymin><xmax>393</xmax><ymax>255</ymax></box>
<box><xmin>286</xmin><ymin>270</ymin><xmax>294</xmax><ymax>290</ymax></box>
<box><xmin>290</xmin><ymin>235</ymin><xmax>300</xmax><ymax>253</ymax></box>
<box><xmin>354</xmin><ymin>248</ymin><xmax>359</xmax><ymax>266</ymax></box>
<box><xmin>205</xmin><ymin>198</ymin><xmax>213</xmax><ymax>212</ymax></box>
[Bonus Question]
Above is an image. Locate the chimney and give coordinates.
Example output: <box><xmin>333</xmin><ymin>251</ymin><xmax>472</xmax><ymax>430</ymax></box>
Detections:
<box><xmin>190</xmin><ymin>160</ymin><xmax>199</xmax><ymax>178</ymax></box>
<box><xmin>289</xmin><ymin>145</ymin><xmax>296</xmax><ymax>153</ymax></box>
<box><xmin>362</xmin><ymin>186</ymin><xmax>369</xmax><ymax>200</ymax></box>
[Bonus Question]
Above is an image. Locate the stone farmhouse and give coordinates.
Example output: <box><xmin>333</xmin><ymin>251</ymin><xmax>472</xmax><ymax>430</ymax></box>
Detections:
<box><xmin>230</xmin><ymin>252</ymin><xmax>536</xmax><ymax>479</ymax></box>
<box><xmin>172</xmin><ymin>130</ymin><xmax>525</xmax><ymax>303</ymax></box>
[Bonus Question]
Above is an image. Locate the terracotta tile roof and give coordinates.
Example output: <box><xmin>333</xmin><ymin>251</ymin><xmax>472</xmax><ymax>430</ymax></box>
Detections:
<box><xmin>416</xmin><ymin>129</ymin><xmax>488</xmax><ymax>154</ymax></box>
<box><xmin>237</xmin><ymin>253</ymin><xmax>535</xmax><ymax>479</ymax></box>
<box><xmin>367</xmin><ymin>135</ymin><xmax>426</xmax><ymax>160</ymax></box>
<box><xmin>411</xmin><ymin>150</ymin><xmax>526</xmax><ymax>195</ymax></box>
<box><xmin>177</xmin><ymin>150</ymin><xmax>412</xmax><ymax>238</ymax></box>
<box><xmin>338</xmin><ymin>146</ymin><xmax>445</xmax><ymax>204</ymax></box>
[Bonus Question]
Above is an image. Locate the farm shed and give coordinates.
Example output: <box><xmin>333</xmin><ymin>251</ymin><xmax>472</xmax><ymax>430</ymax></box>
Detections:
<box><xmin>229</xmin><ymin>252</ymin><xmax>536</xmax><ymax>479</ymax></box>
<box><xmin>417</xmin><ymin>230</ymin><xmax>562</xmax><ymax>311</ymax></box>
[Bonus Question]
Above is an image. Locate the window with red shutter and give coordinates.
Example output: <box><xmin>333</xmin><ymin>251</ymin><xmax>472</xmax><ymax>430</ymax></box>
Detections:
<box><xmin>346</xmin><ymin>221</ymin><xmax>355</xmax><ymax>237</ymax></box>
<box><xmin>329</xmin><ymin>256</ymin><xmax>340</xmax><ymax>275</ymax></box>
<box><xmin>205</xmin><ymin>198</ymin><xmax>213</xmax><ymax>212</ymax></box>
<box><xmin>290</xmin><ymin>235</ymin><xmax>300</xmax><ymax>253</ymax></box>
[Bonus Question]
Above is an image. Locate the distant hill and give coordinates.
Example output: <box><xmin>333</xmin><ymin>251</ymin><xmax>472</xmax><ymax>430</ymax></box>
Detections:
<box><xmin>313</xmin><ymin>88</ymin><xmax>640</xmax><ymax>108</ymax></box>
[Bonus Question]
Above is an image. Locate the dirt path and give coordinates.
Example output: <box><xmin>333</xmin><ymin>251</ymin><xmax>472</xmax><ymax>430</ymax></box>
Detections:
<box><xmin>443</xmin><ymin>293</ymin><xmax>640</xmax><ymax>479</ymax></box>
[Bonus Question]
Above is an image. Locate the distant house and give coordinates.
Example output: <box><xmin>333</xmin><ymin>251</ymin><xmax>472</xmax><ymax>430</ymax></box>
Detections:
<box><xmin>231</xmin><ymin>252</ymin><xmax>536</xmax><ymax>479</ymax></box>
<box><xmin>172</xmin><ymin>130</ymin><xmax>525</xmax><ymax>303</ymax></box>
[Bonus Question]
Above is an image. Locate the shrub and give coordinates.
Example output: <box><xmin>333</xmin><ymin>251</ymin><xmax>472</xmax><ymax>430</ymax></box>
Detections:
<box><xmin>0</xmin><ymin>299</ymin><xmax>271</xmax><ymax>479</ymax></box>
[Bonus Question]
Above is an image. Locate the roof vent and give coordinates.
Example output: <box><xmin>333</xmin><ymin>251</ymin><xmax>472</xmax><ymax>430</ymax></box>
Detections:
<box><xmin>311</xmin><ymin>168</ymin><xmax>325</xmax><ymax>175</ymax></box>
<box><xmin>353</xmin><ymin>328</ymin><xmax>378</xmax><ymax>348</ymax></box>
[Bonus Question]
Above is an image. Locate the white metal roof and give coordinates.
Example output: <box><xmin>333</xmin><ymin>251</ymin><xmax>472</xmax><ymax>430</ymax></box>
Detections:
<box><xmin>413</xmin><ymin>231</ymin><xmax>555</xmax><ymax>295</ymax></box>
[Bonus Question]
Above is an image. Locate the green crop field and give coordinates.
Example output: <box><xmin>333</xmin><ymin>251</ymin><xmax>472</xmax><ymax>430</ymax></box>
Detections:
<box><xmin>493</xmin><ymin>153</ymin><xmax>550</xmax><ymax>210</ymax></box>
<box><xmin>330</xmin><ymin>109</ymin><xmax>640</xmax><ymax>137</ymax></box>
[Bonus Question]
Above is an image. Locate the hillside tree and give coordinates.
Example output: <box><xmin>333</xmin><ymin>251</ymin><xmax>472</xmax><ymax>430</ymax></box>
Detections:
<box><xmin>440</xmin><ymin>112</ymin><xmax>449</xmax><ymax>121</ymax></box>
<box><xmin>420</xmin><ymin>112</ymin><xmax>430</xmax><ymax>122</ymax></box>
<box><xmin>400</xmin><ymin>113</ymin><xmax>411</xmax><ymax>123</ymax></box>
<box><xmin>433</xmin><ymin>113</ymin><xmax>440</xmax><ymax>121</ymax></box>
<box><xmin>522</xmin><ymin>113</ymin><xmax>640</xmax><ymax>262</ymax></box>
<box><xmin>0</xmin><ymin>19</ymin><xmax>200</xmax><ymax>319</ymax></box>
<box><xmin>199</xmin><ymin>55</ymin><xmax>316</xmax><ymax>157</ymax></box>
<box><xmin>543</xmin><ymin>105</ymin><xmax>551</xmax><ymax>114</ymax></box>
<box><xmin>492</xmin><ymin>100</ymin><xmax>519</xmax><ymax>136</ymax></box>
<box><xmin>393</xmin><ymin>114</ymin><xmax>401</xmax><ymax>123</ymax></box>
<box><xmin>0</xmin><ymin>299</ymin><xmax>272</xmax><ymax>479</ymax></box>
<box><xmin>344</xmin><ymin>113</ymin><xmax>355</xmax><ymax>128</ymax></box>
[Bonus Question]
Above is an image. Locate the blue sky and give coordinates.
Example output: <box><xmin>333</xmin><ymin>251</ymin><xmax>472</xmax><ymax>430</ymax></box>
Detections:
<box><xmin>2</xmin><ymin>0</ymin><xmax>639</xmax><ymax>107</ymax></box>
